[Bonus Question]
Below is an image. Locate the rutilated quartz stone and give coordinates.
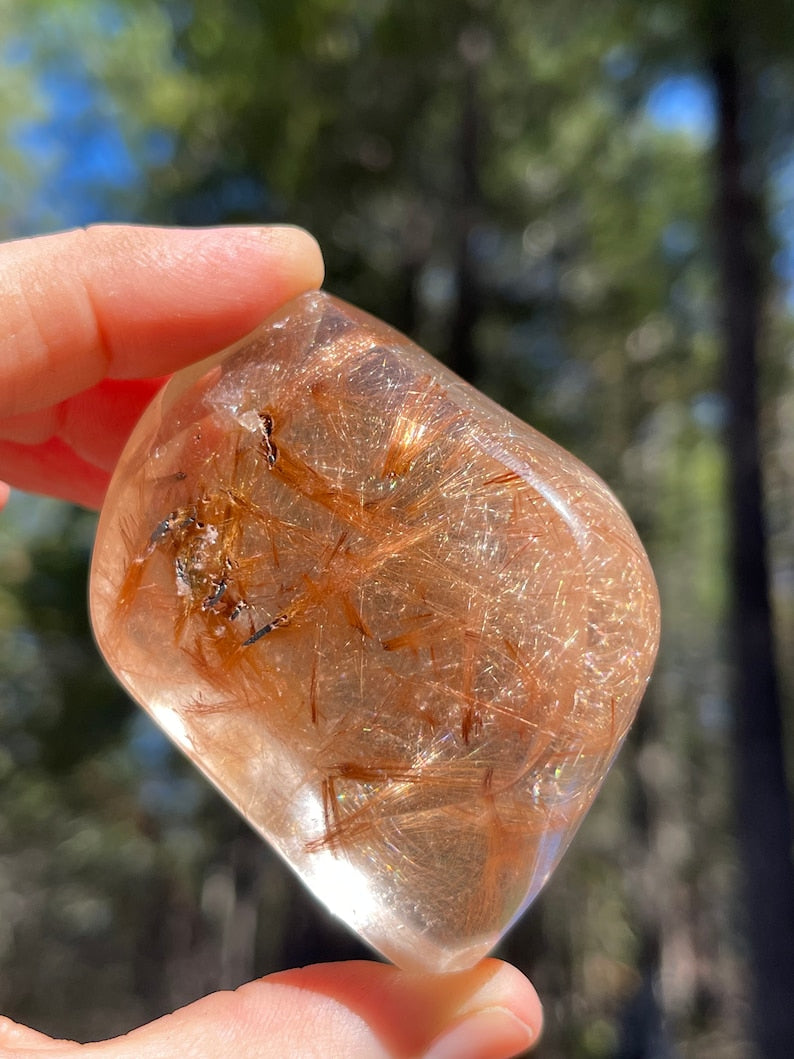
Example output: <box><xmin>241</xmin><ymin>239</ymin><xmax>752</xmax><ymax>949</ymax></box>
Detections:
<box><xmin>90</xmin><ymin>291</ymin><xmax>660</xmax><ymax>973</ymax></box>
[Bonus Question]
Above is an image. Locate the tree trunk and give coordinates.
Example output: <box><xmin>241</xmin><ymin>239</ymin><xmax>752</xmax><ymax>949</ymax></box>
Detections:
<box><xmin>444</xmin><ymin>57</ymin><xmax>482</xmax><ymax>383</ymax></box>
<box><xmin>710</xmin><ymin>44</ymin><xmax>794</xmax><ymax>1059</ymax></box>
<box><xmin>615</xmin><ymin>705</ymin><xmax>676</xmax><ymax>1059</ymax></box>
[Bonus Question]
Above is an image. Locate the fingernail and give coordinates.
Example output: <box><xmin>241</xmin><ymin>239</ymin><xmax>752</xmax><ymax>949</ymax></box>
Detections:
<box><xmin>423</xmin><ymin>1007</ymin><xmax>536</xmax><ymax>1059</ymax></box>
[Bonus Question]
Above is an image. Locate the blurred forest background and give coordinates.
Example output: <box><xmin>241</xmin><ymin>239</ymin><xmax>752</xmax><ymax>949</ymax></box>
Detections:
<box><xmin>1</xmin><ymin>1</ymin><xmax>794</xmax><ymax>1056</ymax></box>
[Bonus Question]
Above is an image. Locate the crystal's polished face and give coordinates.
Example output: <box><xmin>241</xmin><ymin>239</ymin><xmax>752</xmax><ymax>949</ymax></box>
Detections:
<box><xmin>90</xmin><ymin>291</ymin><xmax>660</xmax><ymax>972</ymax></box>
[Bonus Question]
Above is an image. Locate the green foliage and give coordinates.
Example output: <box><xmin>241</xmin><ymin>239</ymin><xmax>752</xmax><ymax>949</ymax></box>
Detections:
<box><xmin>1</xmin><ymin>1</ymin><xmax>794</xmax><ymax>1054</ymax></box>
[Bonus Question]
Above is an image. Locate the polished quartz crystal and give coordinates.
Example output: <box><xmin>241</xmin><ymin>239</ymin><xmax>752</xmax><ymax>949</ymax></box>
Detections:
<box><xmin>90</xmin><ymin>291</ymin><xmax>660</xmax><ymax>972</ymax></box>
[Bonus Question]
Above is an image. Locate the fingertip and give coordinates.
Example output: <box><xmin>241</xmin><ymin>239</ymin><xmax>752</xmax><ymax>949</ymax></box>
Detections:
<box><xmin>441</xmin><ymin>958</ymin><xmax>543</xmax><ymax>1055</ymax></box>
<box><xmin>260</xmin><ymin>224</ymin><xmax>325</xmax><ymax>292</ymax></box>
<box><xmin>181</xmin><ymin>223</ymin><xmax>325</xmax><ymax>306</ymax></box>
<box><xmin>263</xmin><ymin>958</ymin><xmax>542</xmax><ymax>1058</ymax></box>
<box><xmin>0</xmin><ymin>481</ymin><xmax>9</xmax><ymax>512</ymax></box>
<box><xmin>88</xmin><ymin>223</ymin><xmax>326</xmax><ymax>381</ymax></box>
<box><xmin>475</xmin><ymin>958</ymin><xmax>543</xmax><ymax>1032</ymax></box>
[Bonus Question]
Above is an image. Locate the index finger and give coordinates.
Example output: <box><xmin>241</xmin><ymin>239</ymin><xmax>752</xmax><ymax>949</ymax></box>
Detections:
<box><xmin>0</xmin><ymin>223</ymin><xmax>324</xmax><ymax>418</ymax></box>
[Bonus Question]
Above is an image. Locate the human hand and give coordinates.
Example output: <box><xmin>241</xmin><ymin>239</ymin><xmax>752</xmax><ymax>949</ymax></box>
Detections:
<box><xmin>0</xmin><ymin>225</ymin><xmax>542</xmax><ymax>1057</ymax></box>
<box><xmin>0</xmin><ymin>224</ymin><xmax>325</xmax><ymax>510</ymax></box>
<box><xmin>0</xmin><ymin>959</ymin><xmax>541</xmax><ymax>1058</ymax></box>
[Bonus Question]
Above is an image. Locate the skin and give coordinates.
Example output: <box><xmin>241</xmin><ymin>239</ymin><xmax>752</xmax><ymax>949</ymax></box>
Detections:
<box><xmin>0</xmin><ymin>225</ymin><xmax>542</xmax><ymax>1059</ymax></box>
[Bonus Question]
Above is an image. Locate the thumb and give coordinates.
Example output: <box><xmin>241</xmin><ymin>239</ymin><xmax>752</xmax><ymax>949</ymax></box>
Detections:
<box><xmin>1</xmin><ymin>959</ymin><xmax>542</xmax><ymax>1059</ymax></box>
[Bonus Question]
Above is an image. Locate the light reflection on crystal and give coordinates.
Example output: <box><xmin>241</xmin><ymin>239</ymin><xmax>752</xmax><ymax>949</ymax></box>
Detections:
<box><xmin>90</xmin><ymin>291</ymin><xmax>660</xmax><ymax>972</ymax></box>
